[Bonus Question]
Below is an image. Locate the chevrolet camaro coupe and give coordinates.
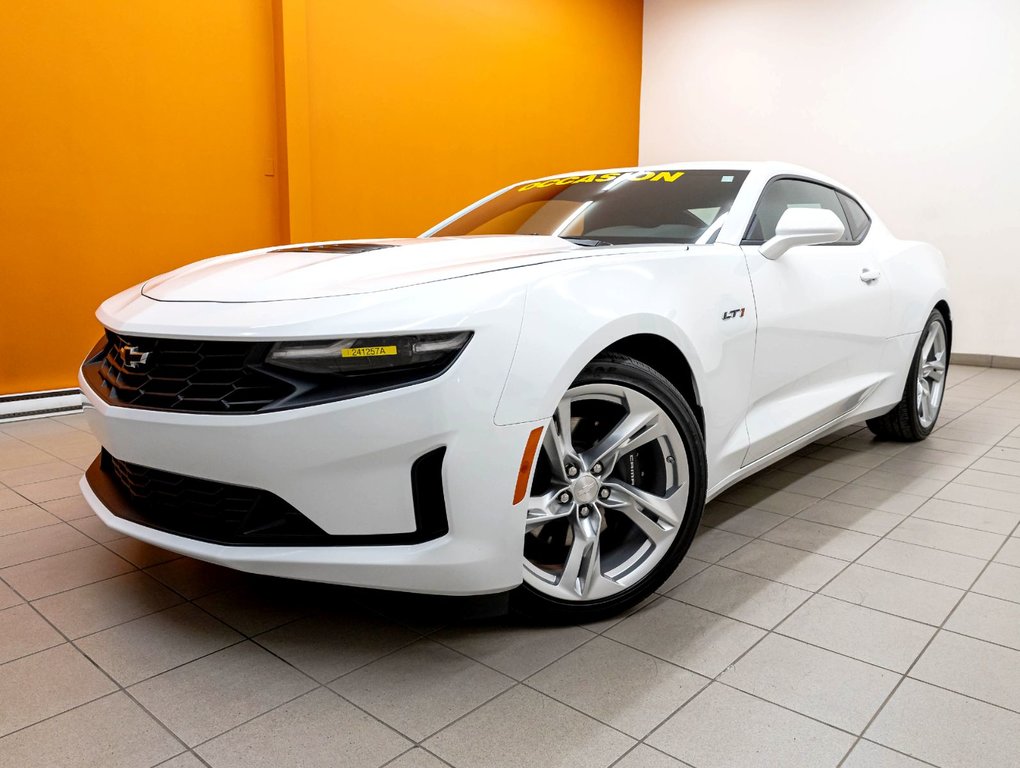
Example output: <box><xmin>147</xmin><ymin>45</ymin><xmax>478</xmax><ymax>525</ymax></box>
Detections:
<box><xmin>79</xmin><ymin>162</ymin><xmax>950</xmax><ymax>620</ymax></box>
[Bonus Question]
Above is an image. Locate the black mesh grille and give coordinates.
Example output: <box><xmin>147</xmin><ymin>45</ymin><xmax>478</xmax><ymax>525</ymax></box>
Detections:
<box><xmin>85</xmin><ymin>332</ymin><xmax>293</xmax><ymax>413</ymax></box>
<box><xmin>86</xmin><ymin>448</ymin><xmax>449</xmax><ymax>547</ymax></box>
<box><xmin>99</xmin><ymin>450</ymin><xmax>327</xmax><ymax>544</ymax></box>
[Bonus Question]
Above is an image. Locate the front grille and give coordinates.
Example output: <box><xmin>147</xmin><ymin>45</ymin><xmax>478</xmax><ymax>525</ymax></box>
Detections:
<box><xmin>85</xmin><ymin>332</ymin><xmax>293</xmax><ymax>413</ymax></box>
<box><xmin>82</xmin><ymin>329</ymin><xmax>468</xmax><ymax>415</ymax></box>
<box><xmin>87</xmin><ymin>449</ymin><xmax>450</xmax><ymax>547</ymax></box>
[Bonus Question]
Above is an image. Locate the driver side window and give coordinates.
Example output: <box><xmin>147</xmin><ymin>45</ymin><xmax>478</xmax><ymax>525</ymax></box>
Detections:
<box><xmin>744</xmin><ymin>178</ymin><xmax>852</xmax><ymax>244</ymax></box>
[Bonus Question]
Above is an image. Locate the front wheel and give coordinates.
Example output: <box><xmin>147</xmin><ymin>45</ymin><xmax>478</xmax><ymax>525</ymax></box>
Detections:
<box><xmin>511</xmin><ymin>353</ymin><xmax>706</xmax><ymax>623</ymax></box>
<box><xmin>866</xmin><ymin>308</ymin><xmax>949</xmax><ymax>441</ymax></box>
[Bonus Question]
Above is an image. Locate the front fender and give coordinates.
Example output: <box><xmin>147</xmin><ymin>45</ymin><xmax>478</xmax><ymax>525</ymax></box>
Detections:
<box><xmin>493</xmin><ymin>250</ymin><xmax>757</xmax><ymax>487</ymax></box>
<box><xmin>495</xmin><ymin>306</ymin><xmax>702</xmax><ymax>427</ymax></box>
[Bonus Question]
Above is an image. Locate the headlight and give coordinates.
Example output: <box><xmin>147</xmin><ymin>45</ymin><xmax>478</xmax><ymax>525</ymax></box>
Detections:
<box><xmin>265</xmin><ymin>332</ymin><xmax>473</xmax><ymax>375</ymax></box>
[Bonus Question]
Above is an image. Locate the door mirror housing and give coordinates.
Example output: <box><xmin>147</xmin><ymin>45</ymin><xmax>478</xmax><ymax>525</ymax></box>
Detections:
<box><xmin>759</xmin><ymin>208</ymin><xmax>845</xmax><ymax>260</ymax></box>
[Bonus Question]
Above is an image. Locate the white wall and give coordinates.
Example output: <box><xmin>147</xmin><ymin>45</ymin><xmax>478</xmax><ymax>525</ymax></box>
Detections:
<box><xmin>641</xmin><ymin>0</ymin><xmax>1020</xmax><ymax>357</ymax></box>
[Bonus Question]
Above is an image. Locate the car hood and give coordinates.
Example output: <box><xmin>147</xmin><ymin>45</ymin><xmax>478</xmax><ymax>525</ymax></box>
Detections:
<box><xmin>141</xmin><ymin>235</ymin><xmax>585</xmax><ymax>302</ymax></box>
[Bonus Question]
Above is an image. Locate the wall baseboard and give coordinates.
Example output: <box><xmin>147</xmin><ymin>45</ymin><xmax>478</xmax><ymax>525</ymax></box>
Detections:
<box><xmin>951</xmin><ymin>353</ymin><xmax>1020</xmax><ymax>370</ymax></box>
<box><xmin>0</xmin><ymin>389</ymin><xmax>85</xmax><ymax>423</ymax></box>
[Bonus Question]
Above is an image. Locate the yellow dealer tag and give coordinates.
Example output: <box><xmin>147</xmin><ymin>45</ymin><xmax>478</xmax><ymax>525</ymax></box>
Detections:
<box><xmin>341</xmin><ymin>346</ymin><xmax>398</xmax><ymax>358</ymax></box>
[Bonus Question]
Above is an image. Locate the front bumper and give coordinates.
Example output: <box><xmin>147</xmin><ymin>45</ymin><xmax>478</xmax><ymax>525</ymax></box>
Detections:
<box><xmin>80</xmin><ymin>373</ymin><xmax>543</xmax><ymax>595</ymax></box>
<box><xmin>78</xmin><ymin>278</ymin><xmax>542</xmax><ymax>595</ymax></box>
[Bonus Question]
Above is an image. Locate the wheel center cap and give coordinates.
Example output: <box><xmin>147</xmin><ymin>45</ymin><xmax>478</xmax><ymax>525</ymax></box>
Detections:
<box><xmin>572</xmin><ymin>474</ymin><xmax>599</xmax><ymax>505</ymax></box>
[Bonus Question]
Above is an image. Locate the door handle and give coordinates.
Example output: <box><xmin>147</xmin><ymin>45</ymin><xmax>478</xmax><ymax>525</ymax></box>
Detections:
<box><xmin>860</xmin><ymin>268</ymin><xmax>881</xmax><ymax>283</ymax></box>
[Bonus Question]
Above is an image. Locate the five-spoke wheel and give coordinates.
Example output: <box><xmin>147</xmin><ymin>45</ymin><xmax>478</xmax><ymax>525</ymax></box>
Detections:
<box><xmin>513</xmin><ymin>353</ymin><xmax>705</xmax><ymax>622</ymax></box>
<box><xmin>916</xmin><ymin>318</ymin><xmax>947</xmax><ymax>429</ymax></box>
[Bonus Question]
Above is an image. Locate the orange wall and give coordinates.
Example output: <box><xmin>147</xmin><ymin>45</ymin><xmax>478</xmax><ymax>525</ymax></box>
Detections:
<box><xmin>0</xmin><ymin>0</ymin><xmax>643</xmax><ymax>395</ymax></box>
<box><xmin>300</xmin><ymin>0</ymin><xmax>644</xmax><ymax>240</ymax></box>
<box><xmin>0</xmin><ymin>1</ymin><xmax>282</xmax><ymax>394</ymax></box>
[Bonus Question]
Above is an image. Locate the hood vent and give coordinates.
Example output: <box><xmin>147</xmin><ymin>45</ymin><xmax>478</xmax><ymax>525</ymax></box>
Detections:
<box><xmin>271</xmin><ymin>242</ymin><xmax>396</xmax><ymax>255</ymax></box>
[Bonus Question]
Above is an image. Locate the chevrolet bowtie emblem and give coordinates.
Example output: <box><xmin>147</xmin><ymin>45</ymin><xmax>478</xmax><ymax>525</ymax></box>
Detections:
<box><xmin>118</xmin><ymin>344</ymin><xmax>151</xmax><ymax>369</ymax></box>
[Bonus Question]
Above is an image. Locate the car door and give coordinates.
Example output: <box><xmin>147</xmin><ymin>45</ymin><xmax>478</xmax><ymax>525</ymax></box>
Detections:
<box><xmin>740</xmin><ymin>177</ymin><xmax>891</xmax><ymax>465</ymax></box>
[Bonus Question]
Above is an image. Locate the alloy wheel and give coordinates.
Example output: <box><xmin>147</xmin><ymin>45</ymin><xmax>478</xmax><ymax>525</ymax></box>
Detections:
<box><xmin>522</xmin><ymin>383</ymin><xmax>690</xmax><ymax>602</ymax></box>
<box><xmin>916</xmin><ymin>319</ymin><xmax>947</xmax><ymax>429</ymax></box>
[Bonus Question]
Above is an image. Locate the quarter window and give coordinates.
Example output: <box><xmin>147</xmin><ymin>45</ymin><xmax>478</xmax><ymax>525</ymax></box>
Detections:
<box><xmin>744</xmin><ymin>178</ymin><xmax>852</xmax><ymax>244</ymax></box>
<box><xmin>838</xmin><ymin>192</ymin><xmax>871</xmax><ymax>241</ymax></box>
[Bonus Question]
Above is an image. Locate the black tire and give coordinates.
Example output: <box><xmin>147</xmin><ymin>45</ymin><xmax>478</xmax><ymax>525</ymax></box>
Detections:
<box><xmin>511</xmin><ymin>353</ymin><xmax>707</xmax><ymax>624</ymax></box>
<box><xmin>866</xmin><ymin>308</ymin><xmax>949</xmax><ymax>441</ymax></box>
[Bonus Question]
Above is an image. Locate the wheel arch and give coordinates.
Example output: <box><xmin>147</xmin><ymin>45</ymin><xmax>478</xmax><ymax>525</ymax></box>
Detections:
<box><xmin>599</xmin><ymin>334</ymin><xmax>704</xmax><ymax>435</ymax></box>
<box><xmin>934</xmin><ymin>299</ymin><xmax>953</xmax><ymax>352</ymax></box>
<box><xmin>494</xmin><ymin>310</ymin><xmax>706</xmax><ymax>428</ymax></box>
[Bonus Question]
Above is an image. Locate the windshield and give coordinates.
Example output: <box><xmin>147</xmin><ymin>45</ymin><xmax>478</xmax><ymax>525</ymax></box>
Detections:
<box><xmin>431</xmin><ymin>169</ymin><xmax>749</xmax><ymax>245</ymax></box>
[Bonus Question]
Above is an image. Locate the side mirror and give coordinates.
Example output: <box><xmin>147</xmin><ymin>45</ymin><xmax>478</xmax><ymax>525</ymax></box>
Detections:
<box><xmin>760</xmin><ymin>208</ymin><xmax>845</xmax><ymax>260</ymax></box>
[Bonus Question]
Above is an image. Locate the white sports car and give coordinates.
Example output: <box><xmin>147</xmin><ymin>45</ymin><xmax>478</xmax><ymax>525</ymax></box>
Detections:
<box><xmin>79</xmin><ymin>162</ymin><xmax>950</xmax><ymax>620</ymax></box>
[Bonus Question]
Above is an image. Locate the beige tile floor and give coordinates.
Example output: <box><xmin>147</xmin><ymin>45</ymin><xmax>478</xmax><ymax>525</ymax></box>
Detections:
<box><xmin>0</xmin><ymin>364</ymin><xmax>1019</xmax><ymax>767</ymax></box>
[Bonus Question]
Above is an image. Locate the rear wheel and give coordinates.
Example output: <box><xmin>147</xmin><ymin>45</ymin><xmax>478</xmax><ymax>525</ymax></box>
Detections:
<box><xmin>511</xmin><ymin>353</ymin><xmax>706</xmax><ymax>623</ymax></box>
<box><xmin>866</xmin><ymin>309</ymin><xmax>948</xmax><ymax>441</ymax></box>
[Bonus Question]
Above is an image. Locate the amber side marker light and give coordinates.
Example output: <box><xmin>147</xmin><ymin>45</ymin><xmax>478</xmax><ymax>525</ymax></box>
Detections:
<box><xmin>513</xmin><ymin>427</ymin><xmax>544</xmax><ymax>505</ymax></box>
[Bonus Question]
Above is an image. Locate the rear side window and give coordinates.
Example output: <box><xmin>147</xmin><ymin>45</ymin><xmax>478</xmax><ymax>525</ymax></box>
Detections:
<box><xmin>744</xmin><ymin>178</ymin><xmax>852</xmax><ymax>244</ymax></box>
<box><xmin>838</xmin><ymin>192</ymin><xmax>871</xmax><ymax>241</ymax></box>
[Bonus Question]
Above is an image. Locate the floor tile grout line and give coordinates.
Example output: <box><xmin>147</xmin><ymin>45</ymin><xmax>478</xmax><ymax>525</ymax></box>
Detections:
<box><xmin>184</xmin><ymin>684</ymin><xmax>330</xmax><ymax>754</ymax></box>
<box><xmin>0</xmin><ymin>477</ymin><xmax>75</xmax><ymax>495</ymax></box>
<box><xmin>634</xmin><ymin>436</ymin><xmax>958</xmax><ymax>705</ymax></box>
<box><xmin>379</xmin><ymin>744</ymin><xmax>456</xmax><ymax>768</ymax></box>
<box><xmin>634</xmin><ymin>387</ymin><xmax>1004</xmax><ymax>764</ymax></box>
<box><xmin>903</xmin><ymin>508</ymin><xmax>1020</xmax><ymax>538</ymax></box>
<box><xmin>5</xmin><ymin>546</ymin><xmax>368</xmax><ymax>767</ymax></box>
<box><xmin>952</xmin><ymin>463</ymin><xmax>1020</xmax><ymax>482</ymax></box>
<box><xmin>894</xmin><ymin>670</ymin><xmax>1020</xmax><ymax>718</ymax></box>
<box><xmin>0</xmin><ymin>525</ymin><xmax>95</xmax><ymax>562</ymax></box>
<box><xmin>828</xmin><ymin>369</ymin><xmax>1020</xmax><ymax>762</ymax></box>
<box><xmin>607</xmin><ymin>740</ymin><xmax>697</xmax><ymax>768</ymax></box>
<box><xmin>226</xmin><ymin>603</ymin><xmax>604</xmax><ymax>750</ymax></box>
<box><xmin>693</xmin><ymin>422</ymin><xmax>1020</xmax><ymax>607</ymax></box>
<box><xmin>397</xmin><ymin>626</ymin><xmax>691</xmax><ymax>750</ymax></box>
<box><xmin>0</xmin><ymin>690</ymin><xmax>158</xmax><ymax>750</ymax></box>
<box><xmin>766</xmin><ymin>515</ymin><xmax>997</xmax><ymax>562</ymax></box>
<box><xmin>842</xmin><ymin>738</ymin><xmax>944</xmax><ymax>768</ymax></box>
<box><xmin>1</xmin><ymin>555</ymin><xmax>182</xmax><ymax>612</ymax></box>
<box><xmin>681</xmin><ymin>560</ymin><xmax>958</xmax><ymax>626</ymax></box>
<box><xmin>632</xmin><ymin>486</ymin><xmax>926</xmax><ymax>753</ymax></box>
<box><xmin>651</xmin><ymin>588</ymin><xmax>913</xmax><ymax>677</ymax></box>
<box><xmin>130</xmin><ymin>603</ymin><xmax>444</xmax><ymax>756</ymax></box>
<box><xmin>712</xmin><ymin>382</ymin><xmax>1020</xmax><ymax>585</ymax></box>
<box><xmin>10</xmin><ymin>533</ymin><xmax>338</xmax><ymax>717</ymax></box>
<box><xmin>117</xmin><ymin>590</ymin><xmax>444</xmax><ymax>755</ymax></box>
<box><xmin>0</xmin><ymin>510</ymin><xmax>167</xmax><ymax>599</ymax></box>
<box><xmin>0</xmin><ymin>515</ymin><xmax>83</xmax><ymax>540</ymax></box>
<box><xmin>0</xmin><ymin>576</ymin><xmax>199</xmax><ymax>761</ymax></box>
<box><xmin>663</xmin><ymin>560</ymin><xmax>1015</xmax><ymax>643</ymax></box>
<box><xmin>402</xmin><ymin>683</ymin><xmax>531</xmax><ymax>751</ymax></box>
<box><xmin>833</xmin><ymin>437</ymin><xmax>1020</xmax><ymax>767</ymax></box>
<box><xmin>521</xmin><ymin>612</ymin><xmax>735</xmax><ymax>737</ymax></box>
